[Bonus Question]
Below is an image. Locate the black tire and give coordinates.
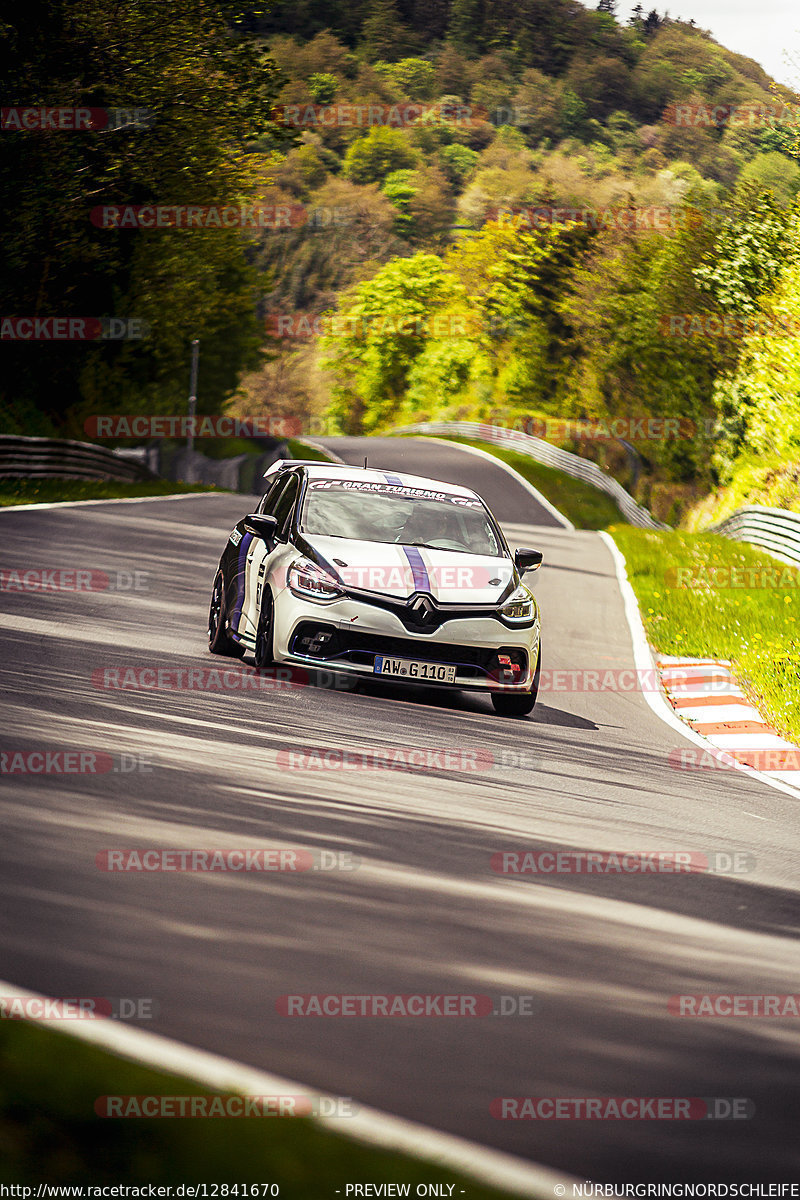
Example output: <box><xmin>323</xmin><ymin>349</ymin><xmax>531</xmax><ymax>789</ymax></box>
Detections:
<box><xmin>253</xmin><ymin>588</ymin><xmax>275</xmax><ymax>670</ymax></box>
<box><xmin>208</xmin><ymin>570</ymin><xmax>245</xmax><ymax>658</ymax></box>
<box><xmin>491</xmin><ymin>641</ymin><xmax>541</xmax><ymax>717</ymax></box>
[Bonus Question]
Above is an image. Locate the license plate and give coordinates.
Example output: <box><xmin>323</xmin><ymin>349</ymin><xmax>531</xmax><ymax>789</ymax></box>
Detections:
<box><xmin>374</xmin><ymin>655</ymin><xmax>457</xmax><ymax>684</ymax></box>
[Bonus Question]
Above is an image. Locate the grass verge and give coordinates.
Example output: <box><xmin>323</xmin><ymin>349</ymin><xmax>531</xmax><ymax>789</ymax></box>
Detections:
<box><xmin>428</xmin><ymin>437</ymin><xmax>622</xmax><ymax>530</ymax></box>
<box><xmin>0</xmin><ymin>1021</ymin><xmax>522</xmax><ymax>1196</ymax></box>
<box><xmin>610</xmin><ymin>525</ymin><xmax>800</xmax><ymax>744</ymax></box>
<box><xmin>286</xmin><ymin>438</ymin><xmax>336</xmax><ymax>462</ymax></box>
<box><xmin>0</xmin><ymin>480</ymin><xmax>229</xmax><ymax>507</ymax></box>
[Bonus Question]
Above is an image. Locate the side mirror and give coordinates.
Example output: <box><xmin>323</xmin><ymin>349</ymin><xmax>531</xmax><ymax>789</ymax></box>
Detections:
<box><xmin>244</xmin><ymin>513</ymin><xmax>278</xmax><ymax>542</ymax></box>
<box><xmin>514</xmin><ymin>548</ymin><xmax>543</xmax><ymax>573</ymax></box>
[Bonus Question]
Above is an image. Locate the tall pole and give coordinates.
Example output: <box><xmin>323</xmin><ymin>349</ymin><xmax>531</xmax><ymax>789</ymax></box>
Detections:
<box><xmin>187</xmin><ymin>339</ymin><xmax>199</xmax><ymax>455</ymax></box>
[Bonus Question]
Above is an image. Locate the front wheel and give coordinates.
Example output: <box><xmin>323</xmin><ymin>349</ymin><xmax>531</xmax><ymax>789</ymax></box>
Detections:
<box><xmin>208</xmin><ymin>570</ymin><xmax>245</xmax><ymax>658</ymax></box>
<box><xmin>491</xmin><ymin>641</ymin><xmax>540</xmax><ymax>717</ymax></box>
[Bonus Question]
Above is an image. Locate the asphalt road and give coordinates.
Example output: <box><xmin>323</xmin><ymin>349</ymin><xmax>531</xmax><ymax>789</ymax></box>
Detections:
<box><xmin>1</xmin><ymin>437</ymin><xmax>799</xmax><ymax>1183</ymax></box>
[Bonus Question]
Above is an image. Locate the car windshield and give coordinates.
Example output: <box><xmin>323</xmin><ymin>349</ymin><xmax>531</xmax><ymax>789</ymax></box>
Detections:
<box><xmin>300</xmin><ymin>479</ymin><xmax>504</xmax><ymax>556</ymax></box>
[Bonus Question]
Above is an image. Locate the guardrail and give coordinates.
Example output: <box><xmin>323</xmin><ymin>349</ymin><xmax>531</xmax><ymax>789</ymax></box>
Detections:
<box><xmin>708</xmin><ymin>506</ymin><xmax>800</xmax><ymax>567</ymax></box>
<box><xmin>393</xmin><ymin>421</ymin><xmax>800</xmax><ymax>567</ymax></box>
<box><xmin>391</xmin><ymin>420</ymin><xmax>669</xmax><ymax>530</ymax></box>
<box><xmin>0</xmin><ymin>435</ymin><xmax>156</xmax><ymax>482</ymax></box>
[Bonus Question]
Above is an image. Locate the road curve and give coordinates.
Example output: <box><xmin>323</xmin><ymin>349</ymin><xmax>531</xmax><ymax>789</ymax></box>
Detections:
<box><xmin>1</xmin><ymin>437</ymin><xmax>799</xmax><ymax>1182</ymax></box>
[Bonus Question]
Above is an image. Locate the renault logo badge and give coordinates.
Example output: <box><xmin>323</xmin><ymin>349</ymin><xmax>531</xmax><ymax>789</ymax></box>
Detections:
<box><xmin>410</xmin><ymin>594</ymin><xmax>435</xmax><ymax>624</ymax></box>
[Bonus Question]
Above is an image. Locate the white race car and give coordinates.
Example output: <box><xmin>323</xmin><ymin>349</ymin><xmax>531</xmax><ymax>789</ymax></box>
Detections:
<box><xmin>208</xmin><ymin>459</ymin><xmax>542</xmax><ymax>716</ymax></box>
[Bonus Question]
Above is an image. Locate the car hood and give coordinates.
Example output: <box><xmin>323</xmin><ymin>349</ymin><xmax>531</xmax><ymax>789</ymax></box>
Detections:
<box><xmin>302</xmin><ymin>536</ymin><xmax>515</xmax><ymax>604</ymax></box>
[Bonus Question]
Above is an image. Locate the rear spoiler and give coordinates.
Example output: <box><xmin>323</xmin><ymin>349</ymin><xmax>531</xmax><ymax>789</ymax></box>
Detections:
<box><xmin>262</xmin><ymin>458</ymin><xmax>351</xmax><ymax>480</ymax></box>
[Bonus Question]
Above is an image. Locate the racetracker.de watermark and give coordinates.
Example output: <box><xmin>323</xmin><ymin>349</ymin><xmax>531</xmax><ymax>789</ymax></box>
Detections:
<box><xmin>663</xmin><ymin>101</ymin><xmax>800</xmax><ymax>127</ymax></box>
<box><xmin>91</xmin><ymin>665</ymin><xmax>310</xmax><ymax>692</ymax></box>
<box><xmin>669</xmin><ymin>994</ymin><xmax>800</xmax><ymax>1017</ymax></box>
<box><xmin>664</xmin><ymin>565</ymin><xmax>800</xmax><ymax>589</ymax></box>
<box><xmin>537</xmin><ymin>668</ymin><xmax>730</xmax><ymax>693</ymax></box>
<box><xmin>276</xmin><ymin>994</ymin><xmax>539</xmax><ymax>1016</ymax></box>
<box><xmin>2</xmin><ymin>750</ymin><xmax>154</xmax><ymax>775</ymax></box>
<box><xmin>91</xmin><ymin>204</ymin><xmax>308</xmax><ymax>230</ymax></box>
<box><xmin>277</xmin><ymin>746</ymin><xmax>494</xmax><ymax>771</ymax></box>
<box><xmin>265</xmin><ymin>311</ymin><xmax>524</xmax><ymax>340</ymax></box>
<box><xmin>96</xmin><ymin>848</ymin><xmax>358</xmax><ymax>872</ymax></box>
<box><xmin>491</xmin><ymin>1097</ymin><xmax>754</xmax><ymax>1120</ymax></box>
<box><xmin>1</xmin><ymin>107</ymin><xmax>154</xmax><ymax>131</ymax></box>
<box><xmin>659</xmin><ymin>314</ymin><xmax>800</xmax><ymax>338</ymax></box>
<box><xmin>0</xmin><ymin>996</ymin><xmax>155</xmax><ymax>1019</ymax></box>
<box><xmin>669</xmin><ymin>747</ymin><xmax>800</xmax><ymax>772</ymax></box>
<box><xmin>83</xmin><ymin>415</ymin><xmax>302</xmax><ymax>439</ymax></box>
<box><xmin>517</xmin><ymin>416</ymin><xmax>701</xmax><ymax>442</ymax></box>
<box><xmin>1</xmin><ymin>318</ymin><xmax>147</xmax><ymax>340</ymax></box>
<box><xmin>271</xmin><ymin>101</ymin><xmax>487</xmax><ymax>128</ymax></box>
<box><xmin>491</xmin><ymin>850</ymin><xmax>756</xmax><ymax>874</ymax></box>
<box><xmin>489</xmin><ymin>205</ymin><xmax>703</xmax><ymax>233</ymax></box>
<box><xmin>0</xmin><ymin>568</ymin><xmax>149</xmax><ymax>592</ymax></box>
<box><xmin>95</xmin><ymin>1094</ymin><xmax>356</xmax><ymax>1118</ymax></box>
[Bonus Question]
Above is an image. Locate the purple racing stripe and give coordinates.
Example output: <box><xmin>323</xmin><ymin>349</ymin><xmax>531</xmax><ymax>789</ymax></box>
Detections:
<box><xmin>231</xmin><ymin>531</ymin><xmax>253</xmax><ymax>631</ymax></box>
<box><xmin>401</xmin><ymin>544</ymin><xmax>430</xmax><ymax>593</ymax></box>
<box><xmin>379</xmin><ymin>473</ymin><xmax>431</xmax><ymax>592</ymax></box>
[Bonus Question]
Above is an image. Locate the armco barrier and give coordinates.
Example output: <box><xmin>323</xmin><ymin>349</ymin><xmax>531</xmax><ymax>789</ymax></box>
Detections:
<box><xmin>392</xmin><ymin>422</ymin><xmax>800</xmax><ymax>567</ymax></box>
<box><xmin>707</xmin><ymin>506</ymin><xmax>800</xmax><ymax>567</ymax></box>
<box><xmin>390</xmin><ymin>420</ymin><xmax>669</xmax><ymax>529</ymax></box>
<box><xmin>0</xmin><ymin>436</ymin><xmax>156</xmax><ymax>482</ymax></box>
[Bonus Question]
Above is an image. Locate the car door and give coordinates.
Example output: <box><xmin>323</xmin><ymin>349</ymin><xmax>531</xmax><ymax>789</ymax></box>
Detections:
<box><xmin>235</xmin><ymin>473</ymin><xmax>300</xmax><ymax>641</ymax></box>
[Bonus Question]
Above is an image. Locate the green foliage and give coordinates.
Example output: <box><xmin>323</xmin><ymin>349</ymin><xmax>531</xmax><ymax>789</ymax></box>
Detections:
<box><xmin>361</xmin><ymin>0</ymin><xmax>414</xmax><ymax>61</ymax></box>
<box><xmin>438</xmin><ymin>143</ymin><xmax>480</xmax><ymax>182</ymax></box>
<box><xmin>308</xmin><ymin>72</ymin><xmax>339</xmax><ymax>102</ymax></box>
<box><xmin>611</xmin><ymin>525</ymin><xmax>800</xmax><ymax>744</ymax></box>
<box><xmin>343</xmin><ymin>126</ymin><xmax>419</xmax><ymax>184</ymax></box>
<box><xmin>322</xmin><ymin>253</ymin><xmax>464</xmax><ymax>431</ymax></box>
<box><xmin>709</xmin><ymin>237</ymin><xmax>800</xmax><ymax>473</ymax></box>
<box><xmin>0</xmin><ymin>0</ymin><xmax>283</xmax><ymax>431</ymax></box>
<box><xmin>693</xmin><ymin>190</ymin><xmax>794</xmax><ymax>314</ymax></box>
<box><xmin>382</xmin><ymin>170</ymin><xmax>419</xmax><ymax>235</ymax></box>
<box><xmin>737</xmin><ymin>153</ymin><xmax>800</xmax><ymax>207</ymax></box>
<box><xmin>374</xmin><ymin>58</ymin><xmax>438</xmax><ymax>100</ymax></box>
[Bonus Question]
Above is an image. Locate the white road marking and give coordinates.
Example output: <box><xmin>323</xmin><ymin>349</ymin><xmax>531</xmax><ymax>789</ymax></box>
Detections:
<box><xmin>411</xmin><ymin>437</ymin><xmax>576</xmax><ymax>531</ymax></box>
<box><xmin>0</xmin><ymin>977</ymin><xmax>581</xmax><ymax>1197</ymax></box>
<box><xmin>0</xmin><ymin>492</ymin><xmax>232</xmax><ymax>513</ymax></box>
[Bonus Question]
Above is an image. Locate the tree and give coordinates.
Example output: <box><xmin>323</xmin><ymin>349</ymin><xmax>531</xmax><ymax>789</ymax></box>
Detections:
<box><xmin>343</xmin><ymin>126</ymin><xmax>419</xmax><ymax>184</ymax></box>
<box><xmin>361</xmin><ymin>0</ymin><xmax>412</xmax><ymax>61</ymax></box>
<box><xmin>323</xmin><ymin>253</ymin><xmax>463</xmax><ymax>431</ymax></box>
<box><xmin>438</xmin><ymin>143</ymin><xmax>480</xmax><ymax>183</ymax></box>
<box><xmin>308</xmin><ymin>73</ymin><xmax>339</xmax><ymax>103</ymax></box>
<box><xmin>0</xmin><ymin>0</ymin><xmax>284</xmax><ymax>430</ymax></box>
<box><xmin>374</xmin><ymin>57</ymin><xmax>437</xmax><ymax>99</ymax></box>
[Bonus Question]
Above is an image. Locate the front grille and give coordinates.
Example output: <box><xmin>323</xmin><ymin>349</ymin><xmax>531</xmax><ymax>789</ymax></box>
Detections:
<box><xmin>289</xmin><ymin>623</ymin><xmax>527</xmax><ymax>681</ymax></box>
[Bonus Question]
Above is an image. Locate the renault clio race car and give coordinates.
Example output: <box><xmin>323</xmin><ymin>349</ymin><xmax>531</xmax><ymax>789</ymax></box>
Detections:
<box><xmin>207</xmin><ymin>460</ymin><xmax>542</xmax><ymax>716</ymax></box>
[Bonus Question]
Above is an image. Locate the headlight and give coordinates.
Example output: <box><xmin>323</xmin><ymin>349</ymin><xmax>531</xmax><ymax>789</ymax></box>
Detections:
<box><xmin>287</xmin><ymin>557</ymin><xmax>343</xmax><ymax>603</ymax></box>
<box><xmin>499</xmin><ymin>584</ymin><xmax>534</xmax><ymax>623</ymax></box>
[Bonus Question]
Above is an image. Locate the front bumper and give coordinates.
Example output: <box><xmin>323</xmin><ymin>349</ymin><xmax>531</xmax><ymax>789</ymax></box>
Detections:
<box><xmin>272</xmin><ymin>591</ymin><xmax>540</xmax><ymax>692</ymax></box>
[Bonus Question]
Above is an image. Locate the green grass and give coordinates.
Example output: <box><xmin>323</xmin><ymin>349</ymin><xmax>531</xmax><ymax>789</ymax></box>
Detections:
<box><xmin>438</xmin><ymin>437</ymin><xmax>623</xmax><ymax>530</ymax></box>
<box><xmin>0</xmin><ymin>479</ymin><xmax>229</xmax><ymax>507</ymax></box>
<box><xmin>610</xmin><ymin>525</ymin><xmax>800</xmax><ymax>743</ymax></box>
<box><xmin>158</xmin><ymin>437</ymin><xmax>335</xmax><ymax>463</ymax></box>
<box><xmin>286</xmin><ymin>438</ymin><xmax>335</xmax><ymax>462</ymax></box>
<box><xmin>0</xmin><ymin>1022</ymin><xmax>523</xmax><ymax>1196</ymax></box>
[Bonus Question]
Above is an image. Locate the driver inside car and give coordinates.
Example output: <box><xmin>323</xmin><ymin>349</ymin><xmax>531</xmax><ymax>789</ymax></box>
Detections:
<box><xmin>398</xmin><ymin>506</ymin><xmax>461</xmax><ymax>548</ymax></box>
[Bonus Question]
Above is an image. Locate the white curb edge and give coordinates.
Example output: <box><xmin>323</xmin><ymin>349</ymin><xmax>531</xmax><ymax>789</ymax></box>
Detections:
<box><xmin>0</xmin><ymin>978</ymin><xmax>581</xmax><ymax>1197</ymax></box>
<box><xmin>598</xmin><ymin>531</ymin><xmax>800</xmax><ymax>802</ymax></box>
